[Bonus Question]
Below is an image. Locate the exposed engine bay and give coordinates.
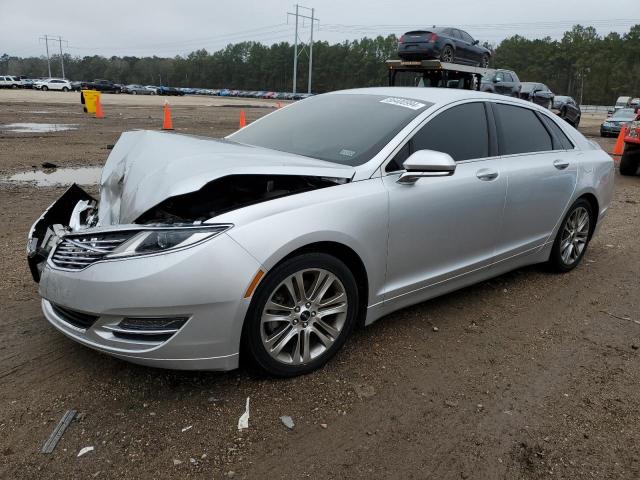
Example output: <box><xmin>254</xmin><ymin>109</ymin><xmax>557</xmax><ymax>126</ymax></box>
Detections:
<box><xmin>136</xmin><ymin>174</ymin><xmax>346</xmax><ymax>224</ymax></box>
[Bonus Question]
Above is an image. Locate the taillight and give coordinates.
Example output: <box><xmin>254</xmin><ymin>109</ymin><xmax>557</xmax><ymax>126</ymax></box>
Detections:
<box><xmin>399</xmin><ymin>35</ymin><xmax>405</xmax><ymax>44</ymax></box>
<box><xmin>430</xmin><ymin>33</ymin><xmax>438</xmax><ymax>42</ymax></box>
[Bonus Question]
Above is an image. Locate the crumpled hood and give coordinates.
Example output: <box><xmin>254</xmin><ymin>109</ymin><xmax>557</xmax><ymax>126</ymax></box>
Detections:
<box><xmin>98</xmin><ymin>130</ymin><xmax>355</xmax><ymax>225</ymax></box>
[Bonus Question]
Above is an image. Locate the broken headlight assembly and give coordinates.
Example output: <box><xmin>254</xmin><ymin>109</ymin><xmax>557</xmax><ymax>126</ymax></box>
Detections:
<box><xmin>106</xmin><ymin>224</ymin><xmax>233</xmax><ymax>259</ymax></box>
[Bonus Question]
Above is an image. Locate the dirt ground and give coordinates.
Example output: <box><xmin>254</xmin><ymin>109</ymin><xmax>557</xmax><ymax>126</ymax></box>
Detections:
<box><xmin>0</xmin><ymin>90</ymin><xmax>638</xmax><ymax>480</ymax></box>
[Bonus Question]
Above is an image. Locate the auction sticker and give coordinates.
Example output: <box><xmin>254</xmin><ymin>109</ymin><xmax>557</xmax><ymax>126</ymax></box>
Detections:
<box><xmin>379</xmin><ymin>97</ymin><xmax>426</xmax><ymax>110</ymax></box>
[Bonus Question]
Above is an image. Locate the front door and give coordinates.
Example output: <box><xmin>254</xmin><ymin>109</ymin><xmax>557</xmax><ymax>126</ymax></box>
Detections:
<box><xmin>382</xmin><ymin>101</ymin><xmax>506</xmax><ymax>306</ymax></box>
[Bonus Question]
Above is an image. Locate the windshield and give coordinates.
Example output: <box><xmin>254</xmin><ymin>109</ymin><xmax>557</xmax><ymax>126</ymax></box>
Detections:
<box><xmin>227</xmin><ymin>94</ymin><xmax>431</xmax><ymax>166</ymax></box>
<box><xmin>520</xmin><ymin>83</ymin><xmax>538</xmax><ymax>93</ymax></box>
<box><xmin>612</xmin><ymin>108</ymin><xmax>636</xmax><ymax>118</ymax></box>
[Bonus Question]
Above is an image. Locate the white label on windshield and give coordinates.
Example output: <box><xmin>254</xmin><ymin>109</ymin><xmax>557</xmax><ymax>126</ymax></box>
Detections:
<box><xmin>339</xmin><ymin>149</ymin><xmax>356</xmax><ymax>157</ymax></box>
<box><xmin>380</xmin><ymin>97</ymin><xmax>426</xmax><ymax>110</ymax></box>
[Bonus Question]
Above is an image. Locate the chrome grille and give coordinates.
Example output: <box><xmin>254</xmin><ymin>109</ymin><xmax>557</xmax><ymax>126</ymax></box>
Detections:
<box><xmin>51</xmin><ymin>233</ymin><xmax>128</xmax><ymax>269</ymax></box>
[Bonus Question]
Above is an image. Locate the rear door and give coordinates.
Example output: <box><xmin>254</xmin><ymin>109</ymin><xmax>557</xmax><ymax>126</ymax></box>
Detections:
<box><xmin>457</xmin><ymin>30</ymin><xmax>480</xmax><ymax>64</ymax></box>
<box><xmin>491</xmin><ymin>102</ymin><xmax>577</xmax><ymax>260</ymax></box>
<box><xmin>383</xmin><ymin>101</ymin><xmax>506</xmax><ymax>307</ymax></box>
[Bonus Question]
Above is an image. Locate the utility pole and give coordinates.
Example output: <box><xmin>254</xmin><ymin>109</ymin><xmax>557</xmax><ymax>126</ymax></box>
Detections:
<box><xmin>308</xmin><ymin>8</ymin><xmax>314</xmax><ymax>94</ymax></box>
<box><xmin>40</xmin><ymin>35</ymin><xmax>67</xmax><ymax>78</ymax></box>
<box><xmin>58</xmin><ymin>36</ymin><xmax>65</xmax><ymax>79</ymax></box>
<box><xmin>287</xmin><ymin>4</ymin><xmax>319</xmax><ymax>94</ymax></box>
<box><xmin>293</xmin><ymin>4</ymin><xmax>298</xmax><ymax>94</ymax></box>
<box><xmin>39</xmin><ymin>35</ymin><xmax>52</xmax><ymax>78</ymax></box>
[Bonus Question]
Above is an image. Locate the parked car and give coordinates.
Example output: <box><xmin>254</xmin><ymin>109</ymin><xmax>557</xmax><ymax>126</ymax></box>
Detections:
<box><xmin>619</xmin><ymin>119</ymin><xmax>640</xmax><ymax>175</ymax></box>
<box><xmin>600</xmin><ymin>108</ymin><xmax>637</xmax><ymax>137</ymax></box>
<box><xmin>70</xmin><ymin>81</ymin><xmax>83</xmax><ymax>92</ymax></box>
<box><xmin>520</xmin><ymin>82</ymin><xmax>554</xmax><ymax>109</ymax></box>
<box><xmin>27</xmin><ymin>88</ymin><xmax>613</xmax><ymax>377</ymax></box>
<box><xmin>124</xmin><ymin>84</ymin><xmax>155</xmax><ymax>95</ymax></box>
<box><xmin>144</xmin><ymin>85</ymin><xmax>159</xmax><ymax>94</ymax></box>
<box><xmin>552</xmin><ymin>96</ymin><xmax>581</xmax><ymax>127</ymax></box>
<box><xmin>479</xmin><ymin>69</ymin><xmax>521</xmax><ymax>97</ymax></box>
<box><xmin>157</xmin><ymin>86</ymin><xmax>185</xmax><ymax>96</ymax></box>
<box><xmin>0</xmin><ymin>75</ymin><xmax>21</xmax><ymax>88</ymax></box>
<box><xmin>33</xmin><ymin>78</ymin><xmax>72</xmax><ymax>91</ymax></box>
<box><xmin>398</xmin><ymin>27</ymin><xmax>490</xmax><ymax>67</ymax></box>
<box><xmin>81</xmin><ymin>79</ymin><xmax>122</xmax><ymax>93</ymax></box>
<box><xmin>611</xmin><ymin>96</ymin><xmax>632</xmax><ymax>113</ymax></box>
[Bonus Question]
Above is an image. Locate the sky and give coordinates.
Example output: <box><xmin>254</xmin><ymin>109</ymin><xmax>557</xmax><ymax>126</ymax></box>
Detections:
<box><xmin>1</xmin><ymin>0</ymin><xmax>639</xmax><ymax>58</ymax></box>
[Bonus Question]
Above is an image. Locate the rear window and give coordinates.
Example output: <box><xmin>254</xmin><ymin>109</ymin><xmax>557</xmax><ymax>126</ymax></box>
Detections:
<box><xmin>228</xmin><ymin>94</ymin><xmax>432</xmax><ymax>166</ymax></box>
<box><xmin>493</xmin><ymin>103</ymin><xmax>552</xmax><ymax>155</ymax></box>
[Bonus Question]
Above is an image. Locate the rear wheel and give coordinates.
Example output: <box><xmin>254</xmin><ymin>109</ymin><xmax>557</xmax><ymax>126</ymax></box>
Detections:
<box><xmin>243</xmin><ymin>253</ymin><xmax>359</xmax><ymax>377</ymax></box>
<box><xmin>548</xmin><ymin>199</ymin><xmax>594</xmax><ymax>272</ymax></box>
<box><xmin>62</xmin><ymin>87</ymin><xmax>69</xmax><ymax>92</ymax></box>
<box><xmin>440</xmin><ymin>45</ymin><xmax>454</xmax><ymax>63</ymax></box>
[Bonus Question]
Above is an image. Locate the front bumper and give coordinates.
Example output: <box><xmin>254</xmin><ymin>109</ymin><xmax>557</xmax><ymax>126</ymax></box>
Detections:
<box><xmin>600</xmin><ymin>124</ymin><xmax>623</xmax><ymax>136</ymax></box>
<box><xmin>37</xmin><ymin>229</ymin><xmax>262</xmax><ymax>371</ymax></box>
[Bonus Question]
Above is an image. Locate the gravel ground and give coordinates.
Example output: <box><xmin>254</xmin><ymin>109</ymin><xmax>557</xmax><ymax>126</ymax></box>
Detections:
<box><xmin>0</xmin><ymin>91</ymin><xmax>638</xmax><ymax>479</ymax></box>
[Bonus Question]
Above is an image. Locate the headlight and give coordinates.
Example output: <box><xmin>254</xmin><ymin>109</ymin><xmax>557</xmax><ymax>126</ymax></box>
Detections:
<box><xmin>106</xmin><ymin>225</ymin><xmax>231</xmax><ymax>259</ymax></box>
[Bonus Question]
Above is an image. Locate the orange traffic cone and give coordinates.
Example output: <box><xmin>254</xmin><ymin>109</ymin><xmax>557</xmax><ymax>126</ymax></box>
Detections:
<box><xmin>95</xmin><ymin>95</ymin><xmax>104</xmax><ymax>119</ymax></box>
<box><xmin>162</xmin><ymin>101</ymin><xmax>174</xmax><ymax>130</ymax></box>
<box><xmin>239</xmin><ymin>110</ymin><xmax>246</xmax><ymax>128</ymax></box>
<box><xmin>612</xmin><ymin>127</ymin><xmax>628</xmax><ymax>155</ymax></box>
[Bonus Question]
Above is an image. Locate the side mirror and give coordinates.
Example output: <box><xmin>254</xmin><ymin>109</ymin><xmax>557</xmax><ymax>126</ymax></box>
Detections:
<box><xmin>493</xmin><ymin>77</ymin><xmax>501</xmax><ymax>83</ymax></box>
<box><xmin>472</xmin><ymin>40</ymin><xmax>480</xmax><ymax>45</ymax></box>
<box><xmin>397</xmin><ymin>150</ymin><xmax>456</xmax><ymax>184</ymax></box>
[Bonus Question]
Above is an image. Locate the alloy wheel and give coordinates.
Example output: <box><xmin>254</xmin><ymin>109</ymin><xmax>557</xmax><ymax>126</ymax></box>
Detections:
<box><xmin>260</xmin><ymin>268</ymin><xmax>348</xmax><ymax>365</ymax></box>
<box><xmin>441</xmin><ymin>46</ymin><xmax>454</xmax><ymax>63</ymax></box>
<box><xmin>560</xmin><ymin>206</ymin><xmax>590</xmax><ymax>265</ymax></box>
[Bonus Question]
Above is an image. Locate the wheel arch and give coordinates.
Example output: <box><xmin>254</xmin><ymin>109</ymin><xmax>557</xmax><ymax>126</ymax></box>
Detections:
<box><xmin>576</xmin><ymin>192</ymin><xmax>599</xmax><ymax>238</ymax></box>
<box><xmin>264</xmin><ymin>241</ymin><xmax>370</xmax><ymax>327</ymax></box>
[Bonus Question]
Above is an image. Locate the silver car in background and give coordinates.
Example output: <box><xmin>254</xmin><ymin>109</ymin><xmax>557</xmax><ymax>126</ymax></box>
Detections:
<box><xmin>27</xmin><ymin>88</ymin><xmax>614</xmax><ymax>376</ymax></box>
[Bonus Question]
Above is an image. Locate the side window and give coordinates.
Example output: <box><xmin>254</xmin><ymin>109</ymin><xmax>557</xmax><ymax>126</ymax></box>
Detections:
<box><xmin>412</xmin><ymin>102</ymin><xmax>489</xmax><ymax>161</ymax></box>
<box><xmin>495</xmin><ymin>72</ymin><xmax>504</xmax><ymax>82</ymax></box>
<box><xmin>493</xmin><ymin>103</ymin><xmax>553</xmax><ymax>155</ymax></box>
<box><xmin>450</xmin><ymin>29</ymin><xmax>462</xmax><ymax>39</ymax></box>
<box><xmin>538</xmin><ymin>114</ymin><xmax>575</xmax><ymax>150</ymax></box>
<box><xmin>460</xmin><ymin>31</ymin><xmax>474</xmax><ymax>43</ymax></box>
<box><xmin>503</xmin><ymin>73</ymin><xmax>513</xmax><ymax>82</ymax></box>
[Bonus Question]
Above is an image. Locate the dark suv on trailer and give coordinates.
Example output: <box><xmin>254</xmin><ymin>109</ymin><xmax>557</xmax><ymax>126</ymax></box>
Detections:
<box><xmin>480</xmin><ymin>69</ymin><xmax>521</xmax><ymax>97</ymax></box>
<box><xmin>397</xmin><ymin>27</ymin><xmax>491</xmax><ymax>67</ymax></box>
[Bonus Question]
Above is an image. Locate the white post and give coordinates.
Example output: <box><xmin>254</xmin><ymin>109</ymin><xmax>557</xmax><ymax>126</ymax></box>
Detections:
<box><xmin>308</xmin><ymin>8</ymin><xmax>314</xmax><ymax>94</ymax></box>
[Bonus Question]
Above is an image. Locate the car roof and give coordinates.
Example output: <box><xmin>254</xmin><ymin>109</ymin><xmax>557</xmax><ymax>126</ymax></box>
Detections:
<box><xmin>328</xmin><ymin>87</ymin><xmax>540</xmax><ymax>109</ymax></box>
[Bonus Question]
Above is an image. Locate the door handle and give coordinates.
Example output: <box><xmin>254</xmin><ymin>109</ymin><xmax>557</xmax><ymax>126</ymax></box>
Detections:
<box><xmin>553</xmin><ymin>159</ymin><xmax>570</xmax><ymax>170</ymax></box>
<box><xmin>476</xmin><ymin>168</ymin><xmax>499</xmax><ymax>181</ymax></box>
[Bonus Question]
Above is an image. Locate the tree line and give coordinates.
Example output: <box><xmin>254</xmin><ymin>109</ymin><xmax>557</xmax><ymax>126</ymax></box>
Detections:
<box><xmin>2</xmin><ymin>24</ymin><xmax>638</xmax><ymax>105</ymax></box>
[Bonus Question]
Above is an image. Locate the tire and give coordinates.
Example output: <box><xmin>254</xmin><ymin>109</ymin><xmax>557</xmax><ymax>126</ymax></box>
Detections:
<box><xmin>11</xmin><ymin>84</ymin><xmax>17</xmax><ymax>89</ymax></box>
<box><xmin>548</xmin><ymin>198</ymin><xmax>594</xmax><ymax>272</ymax></box>
<box><xmin>62</xmin><ymin>87</ymin><xmax>69</xmax><ymax>92</ymax></box>
<box><xmin>242</xmin><ymin>252</ymin><xmax>359</xmax><ymax>377</ymax></box>
<box><xmin>41</xmin><ymin>86</ymin><xmax>48</xmax><ymax>91</ymax></box>
<box><xmin>480</xmin><ymin>54</ymin><xmax>490</xmax><ymax>68</ymax></box>
<box><xmin>132</xmin><ymin>91</ymin><xmax>137</xmax><ymax>95</ymax></box>
<box><xmin>619</xmin><ymin>146</ymin><xmax>640</xmax><ymax>176</ymax></box>
<box><xmin>440</xmin><ymin>45</ymin><xmax>454</xmax><ymax>63</ymax></box>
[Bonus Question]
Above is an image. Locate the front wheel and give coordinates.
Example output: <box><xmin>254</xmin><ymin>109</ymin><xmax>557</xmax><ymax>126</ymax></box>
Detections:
<box><xmin>243</xmin><ymin>253</ymin><xmax>359</xmax><ymax>377</ymax></box>
<box><xmin>548</xmin><ymin>199</ymin><xmax>594</xmax><ymax>272</ymax></box>
<box><xmin>41</xmin><ymin>86</ymin><xmax>48</xmax><ymax>91</ymax></box>
<box><xmin>62</xmin><ymin>87</ymin><xmax>69</xmax><ymax>92</ymax></box>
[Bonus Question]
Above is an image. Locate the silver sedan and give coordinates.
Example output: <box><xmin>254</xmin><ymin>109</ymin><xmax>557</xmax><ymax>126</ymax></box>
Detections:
<box><xmin>27</xmin><ymin>88</ymin><xmax>614</xmax><ymax>376</ymax></box>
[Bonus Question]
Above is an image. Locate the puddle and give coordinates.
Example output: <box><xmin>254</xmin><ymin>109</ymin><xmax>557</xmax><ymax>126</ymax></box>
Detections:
<box><xmin>2</xmin><ymin>167</ymin><xmax>102</xmax><ymax>187</ymax></box>
<box><xmin>1</xmin><ymin>123</ymin><xmax>78</xmax><ymax>133</ymax></box>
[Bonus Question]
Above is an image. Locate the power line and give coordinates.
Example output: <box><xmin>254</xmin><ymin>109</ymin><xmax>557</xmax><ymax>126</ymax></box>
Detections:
<box><xmin>39</xmin><ymin>35</ymin><xmax>67</xmax><ymax>78</ymax></box>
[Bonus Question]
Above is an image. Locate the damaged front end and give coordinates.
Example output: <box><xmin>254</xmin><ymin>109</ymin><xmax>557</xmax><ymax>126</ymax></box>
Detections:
<box><xmin>27</xmin><ymin>130</ymin><xmax>354</xmax><ymax>283</ymax></box>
